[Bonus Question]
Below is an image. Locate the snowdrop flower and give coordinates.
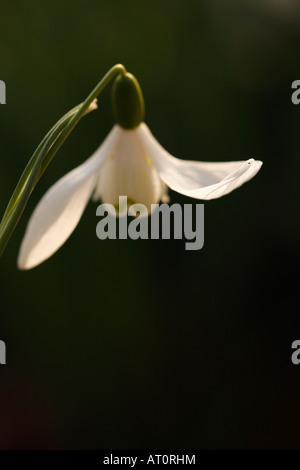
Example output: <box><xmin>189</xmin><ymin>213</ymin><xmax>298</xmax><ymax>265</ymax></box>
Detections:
<box><xmin>18</xmin><ymin>72</ymin><xmax>262</xmax><ymax>270</ymax></box>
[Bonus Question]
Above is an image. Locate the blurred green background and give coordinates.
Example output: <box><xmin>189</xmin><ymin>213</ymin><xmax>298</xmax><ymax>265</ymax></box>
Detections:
<box><xmin>0</xmin><ymin>0</ymin><xmax>300</xmax><ymax>449</ymax></box>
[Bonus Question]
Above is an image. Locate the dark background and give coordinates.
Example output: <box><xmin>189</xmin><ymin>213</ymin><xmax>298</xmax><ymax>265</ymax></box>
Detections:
<box><xmin>0</xmin><ymin>0</ymin><xmax>299</xmax><ymax>449</ymax></box>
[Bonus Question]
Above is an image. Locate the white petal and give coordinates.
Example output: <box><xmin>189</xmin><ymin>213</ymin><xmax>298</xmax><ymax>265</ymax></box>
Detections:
<box><xmin>93</xmin><ymin>127</ymin><xmax>163</xmax><ymax>214</ymax></box>
<box><xmin>18</xmin><ymin>125</ymin><xmax>121</xmax><ymax>270</ymax></box>
<box><xmin>136</xmin><ymin>123</ymin><xmax>263</xmax><ymax>200</ymax></box>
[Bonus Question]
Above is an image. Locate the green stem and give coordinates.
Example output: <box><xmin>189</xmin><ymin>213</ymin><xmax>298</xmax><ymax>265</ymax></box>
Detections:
<box><xmin>47</xmin><ymin>64</ymin><xmax>127</xmax><ymax>161</ymax></box>
<box><xmin>1</xmin><ymin>104</ymin><xmax>82</xmax><ymax>226</ymax></box>
<box><xmin>0</xmin><ymin>63</ymin><xmax>127</xmax><ymax>256</ymax></box>
<box><xmin>0</xmin><ymin>109</ymin><xmax>78</xmax><ymax>255</ymax></box>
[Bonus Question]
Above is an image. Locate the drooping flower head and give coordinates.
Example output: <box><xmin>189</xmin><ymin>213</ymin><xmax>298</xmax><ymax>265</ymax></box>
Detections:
<box><xmin>18</xmin><ymin>70</ymin><xmax>262</xmax><ymax>270</ymax></box>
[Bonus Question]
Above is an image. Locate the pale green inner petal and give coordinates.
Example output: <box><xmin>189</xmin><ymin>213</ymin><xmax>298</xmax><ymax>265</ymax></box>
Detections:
<box><xmin>93</xmin><ymin>129</ymin><xmax>163</xmax><ymax>213</ymax></box>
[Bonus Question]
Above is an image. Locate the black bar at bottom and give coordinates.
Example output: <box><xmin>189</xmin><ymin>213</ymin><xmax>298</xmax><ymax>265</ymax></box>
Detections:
<box><xmin>0</xmin><ymin>450</ymin><xmax>298</xmax><ymax>466</ymax></box>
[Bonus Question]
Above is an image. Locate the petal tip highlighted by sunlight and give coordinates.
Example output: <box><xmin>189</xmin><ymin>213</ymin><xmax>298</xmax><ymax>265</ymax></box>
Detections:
<box><xmin>17</xmin><ymin>171</ymin><xmax>98</xmax><ymax>270</ymax></box>
<box><xmin>136</xmin><ymin>123</ymin><xmax>263</xmax><ymax>201</ymax></box>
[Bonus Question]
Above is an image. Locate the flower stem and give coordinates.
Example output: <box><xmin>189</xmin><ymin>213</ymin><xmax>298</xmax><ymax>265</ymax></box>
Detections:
<box><xmin>48</xmin><ymin>64</ymin><xmax>127</xmax><ymax>157</ymax></box>
<box><xmin>0</xmin><ymin>106</ymin><xmax>82</xmax><ymax>256</ymax></box>
<box><xmin>0</xmin><ymin>64</ymin><xmax>127</xmax><ymax>257</ymax></box>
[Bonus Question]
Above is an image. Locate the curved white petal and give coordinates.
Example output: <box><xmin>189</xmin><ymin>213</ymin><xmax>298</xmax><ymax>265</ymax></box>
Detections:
<box><xmin>93</xmin><ymin>127</ymin><xmax>163</xmax><ymax>214</ymax></box>
<box><xmin>136</xmin><ymin>123</ymin><xmax>263</xmax><ymax>200</ymax></box>
<box><xmin>18</xmin><ymin>125</ymin><xmax>121</xmax><ymax>270</ymax></box>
